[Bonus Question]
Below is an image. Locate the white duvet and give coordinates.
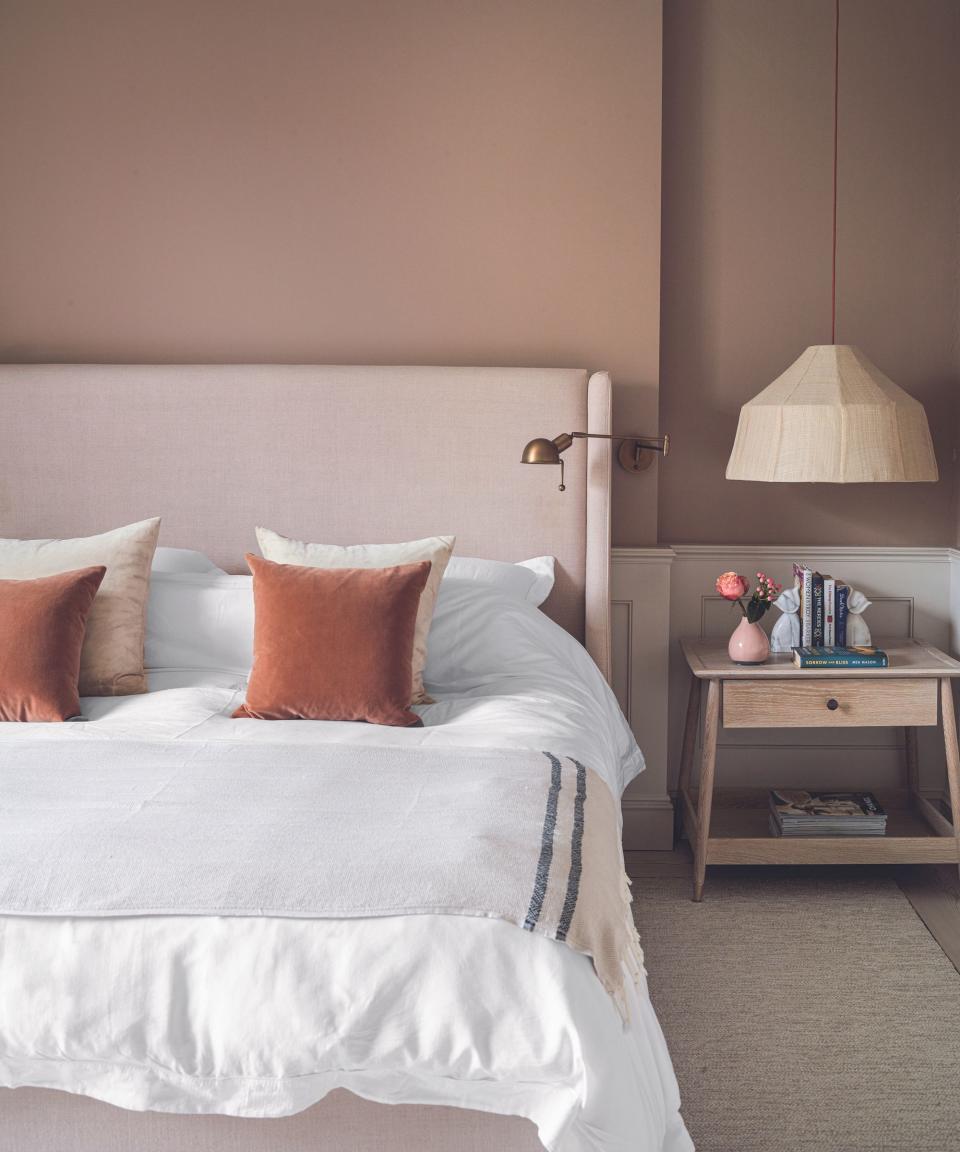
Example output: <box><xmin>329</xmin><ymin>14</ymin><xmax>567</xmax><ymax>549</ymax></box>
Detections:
<box><xmin>0</xmin><ymin>582</ymin><xmax>692</xmax><ymax>1152</ymax></box>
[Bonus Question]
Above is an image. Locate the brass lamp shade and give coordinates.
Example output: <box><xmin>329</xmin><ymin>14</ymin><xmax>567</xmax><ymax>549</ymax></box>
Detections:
<box><xmin>725</xmin><ymin>345</ymin><xmax>938</xmax><ymax>483</ymax></box>
<box><xmin>521</xmin><ymin>434</ymin><xmax>573</xmax><ymax>464</ymax></box>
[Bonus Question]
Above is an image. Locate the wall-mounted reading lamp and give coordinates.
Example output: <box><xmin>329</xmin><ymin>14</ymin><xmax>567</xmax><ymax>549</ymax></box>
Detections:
<box><xmin>521</xmin><ymin>432</ymin><xmax>670</xmax><ymax>491</ymax></box>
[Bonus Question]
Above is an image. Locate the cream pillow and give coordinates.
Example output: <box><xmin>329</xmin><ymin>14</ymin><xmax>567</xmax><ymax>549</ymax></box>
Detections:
<box><xmin>256</xmin><ymin>527</ymin><xmax>455</xmax><ymax>705</ymax></box>
<box><xmin>0</xmin><ymin>518</ymin><xmax>161</xmax><ymax>696</ymax></box>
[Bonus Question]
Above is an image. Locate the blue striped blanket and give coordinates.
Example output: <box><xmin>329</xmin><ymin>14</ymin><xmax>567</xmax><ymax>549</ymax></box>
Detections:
<box><xmin>0</xmin><ymin>740</ymin><xmax>642</xmax><ymax>1009</ymax></box>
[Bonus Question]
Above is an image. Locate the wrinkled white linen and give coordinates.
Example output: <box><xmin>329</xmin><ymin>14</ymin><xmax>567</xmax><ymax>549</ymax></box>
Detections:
<box><xmin>0</xmin><ymin>591</ymin><xmax>690</xmax><ymax>1151</ymax></box>
<box><xmin>0</xmin><ymin>916</ymin><xmax>691</xmax><ymax>1152</ymax></box>
<box><xmin>34</xmin><ymin>582</ymin><xmax>644</xmax><ymax>798</ymax></box>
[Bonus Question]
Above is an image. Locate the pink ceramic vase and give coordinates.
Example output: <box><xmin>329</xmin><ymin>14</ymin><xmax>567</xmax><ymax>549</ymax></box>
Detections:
<box><xmin>728</xmin><ymin>616</ymin><xmax>769</xmax><ymax>665</ymax></box>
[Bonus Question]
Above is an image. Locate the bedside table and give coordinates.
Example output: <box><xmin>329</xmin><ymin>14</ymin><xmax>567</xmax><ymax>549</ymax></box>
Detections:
<box><xmin>678</xmin><ymin>637</ymin><xmax>960</xmax><ymax>901</ymax></box>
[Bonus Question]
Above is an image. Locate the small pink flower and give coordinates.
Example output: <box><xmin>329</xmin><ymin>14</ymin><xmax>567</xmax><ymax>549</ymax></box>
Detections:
<box><xmin>716</xmin><ymin>571</ymin><xmax>750</xmax><ymax>601</ymax></box>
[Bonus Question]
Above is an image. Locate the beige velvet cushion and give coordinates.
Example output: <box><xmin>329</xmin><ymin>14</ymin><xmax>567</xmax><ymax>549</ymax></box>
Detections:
<box><xmin>256</xmin><ymin>527</ymin><xmax>454</xmax><ymax>705</ymax></box>
<box><xmin>0</xmin><ymin>518</ymin><xmax>161</xmax><ymax>696</ymax></box>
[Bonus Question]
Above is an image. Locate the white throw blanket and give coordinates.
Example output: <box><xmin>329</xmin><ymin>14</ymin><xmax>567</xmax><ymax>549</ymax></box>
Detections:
<box><xmin>0</xmin><ymin>741</ymin><xmax>642</xmax><ymax>1011</ymax></box>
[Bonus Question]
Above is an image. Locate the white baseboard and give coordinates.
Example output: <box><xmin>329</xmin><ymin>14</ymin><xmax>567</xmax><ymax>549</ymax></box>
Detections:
<box><xmin>621</xmin><ymin>797</ymin><xmax>675</xmax><ymax>851</ymax></box>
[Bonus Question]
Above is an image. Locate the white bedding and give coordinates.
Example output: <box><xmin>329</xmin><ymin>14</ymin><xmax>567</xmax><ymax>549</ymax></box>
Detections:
<box><xmin>0</xmin><ymin>586</ymin><xmax>691</xmax><ymax>1152</ymax></box>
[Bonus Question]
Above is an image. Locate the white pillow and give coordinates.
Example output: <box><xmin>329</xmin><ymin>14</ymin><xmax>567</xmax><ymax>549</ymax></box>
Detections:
<box><xmin>151</xmin><ymin>546</ymin><xmax>224</xmax><ymax>575</ymax></box>
<box><xmin>146</xmin><ymin>571</ymin><xmax>253</xmax><ymax>674</ymax></box>
<box><xmin>144</xmin><ymin>554</ymin><xmax>554</xmax><ymax>679</ymax></box>
<box><xmin>443</xmin><ymin>556</ymin><xmax>554</xmax><ymax>607</ymax></box>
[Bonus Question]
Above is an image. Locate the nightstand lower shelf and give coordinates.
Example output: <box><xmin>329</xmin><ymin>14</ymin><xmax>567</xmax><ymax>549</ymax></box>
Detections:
<box><xmin>685</xmin><ymin>790</ymin><xmax>958</xmax><ymax>867</ymax></box>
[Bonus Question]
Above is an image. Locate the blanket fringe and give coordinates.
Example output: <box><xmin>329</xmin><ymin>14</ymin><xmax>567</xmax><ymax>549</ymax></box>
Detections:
<box><xmin>603</xmin><ymin>867</ymin><xmax>646</xmax><ymax>1023</ymax></box>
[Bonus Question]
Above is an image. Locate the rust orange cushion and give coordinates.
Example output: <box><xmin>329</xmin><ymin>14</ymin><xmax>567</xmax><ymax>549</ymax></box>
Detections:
<box><xmin>233</xmin><ymin>555</ymin><xmax>431</xmax><ymax>726</ymax></box>
<box><xmin>0</xmin><ymin>565</ymin><xmax>106</xmax><ymax>722</ymax></box>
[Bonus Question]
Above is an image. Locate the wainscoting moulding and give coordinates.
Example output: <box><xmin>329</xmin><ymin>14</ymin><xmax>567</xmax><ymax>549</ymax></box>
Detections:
<box><xmin>612</xmin><ymin>545</ymin><xmax>960</xmax><ymax>851</ymax></box>
<box><xmin>612</xmin><ymin>547</ymin><xmax>676</xmax><ymax>850</ymax></box>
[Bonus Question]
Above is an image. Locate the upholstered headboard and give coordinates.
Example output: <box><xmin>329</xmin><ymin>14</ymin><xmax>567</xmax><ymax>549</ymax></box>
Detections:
<box><xmin>0</xmin><ymin>365</ymin><xmax>612</xmax><ymax>676</ymax></box>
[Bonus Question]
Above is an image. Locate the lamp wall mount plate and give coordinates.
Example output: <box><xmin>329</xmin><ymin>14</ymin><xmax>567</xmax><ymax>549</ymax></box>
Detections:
<box><xmin>618</xmin><ymin>437</ymin><xmax>659</xmax><ymax>474</ymax></box>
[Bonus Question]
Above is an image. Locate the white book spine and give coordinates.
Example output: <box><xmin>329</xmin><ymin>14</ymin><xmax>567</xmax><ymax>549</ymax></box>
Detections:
<box><xmin>801</xmin><ymin>568</ymin><xmax>813</xmax><ymax>646</ymax></box>
<box><xmin>824</xmin><ymin>577</ymin><xmax>835</xmax><ymax>646</ymax></box>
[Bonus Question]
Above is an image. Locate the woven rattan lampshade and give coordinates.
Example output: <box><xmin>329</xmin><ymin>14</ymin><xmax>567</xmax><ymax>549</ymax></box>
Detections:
<box><xmin>725</xmin><ymin>345</ymin><xmax>938</xmax><ymax>483</ymax></box>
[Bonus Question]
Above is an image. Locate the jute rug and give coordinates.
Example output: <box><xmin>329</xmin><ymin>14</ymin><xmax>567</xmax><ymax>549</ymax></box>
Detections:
<box><xmin>633</xmin><ymin>869</ymin><xmax>960</xmax><ymax>1152</ymax></box>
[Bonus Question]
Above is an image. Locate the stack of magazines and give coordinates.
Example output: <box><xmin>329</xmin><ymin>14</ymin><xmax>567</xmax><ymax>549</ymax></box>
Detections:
<box><xmin>768</xmin><ymin>789</ymin><xmax>887</xmax><ymax>837</ymax></box>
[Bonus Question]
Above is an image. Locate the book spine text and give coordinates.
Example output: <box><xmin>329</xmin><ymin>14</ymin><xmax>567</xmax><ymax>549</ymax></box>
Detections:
<box><xmin>812</xmin><ymin>574</ymin><xmax>824</xmax><ymax>646</ymax></box>
<box><xmin>824</xmin><ymin>577</ymin><xmax>835</xmax><ymax>646</ymax></box>
<box><xmin>794</xmin><ymin>655</ymin><xmax>888</xmax><ymax>668</ymax></box>
<box><xmin>836</xmin><ymin>585</ymin><xmax>848</xmax><ymax>647</ymax></box>
<box><xmin>801</xmin><ymin>568</ymin><xmax>813</xmax><ymax>646</ymax></box>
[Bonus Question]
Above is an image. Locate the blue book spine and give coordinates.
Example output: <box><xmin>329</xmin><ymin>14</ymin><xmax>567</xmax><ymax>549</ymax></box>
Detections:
<box><xmin>836</xmin><ymin>585</ymin><xmax>849</xmax><ymax>647</ymax></box>
<box><xmin>812</xmin><ymin>574</ymin><xmax>824</xmax><ymax>646</ymax></box>
<box><xmin>794</xmin><ymin>646</ymin><xmax>888</xmax><ymax>668</ymax></box>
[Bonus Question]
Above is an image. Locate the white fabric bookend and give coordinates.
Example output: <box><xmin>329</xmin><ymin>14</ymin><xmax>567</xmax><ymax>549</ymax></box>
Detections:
<box><xmin>845</xmin><ymin>589</ymin><xmax>872</xmax><ymax>646</ymax></box>
<box><xmin>770</xmin><ymin>588</ymin><xmax>801</xmax><ymax>653</ymax></box>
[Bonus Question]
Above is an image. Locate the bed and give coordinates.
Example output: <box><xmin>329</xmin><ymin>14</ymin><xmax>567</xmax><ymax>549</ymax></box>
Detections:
<box><xmin>0</xmin><ymin>365</ymin><xmax>692</xmax><ymax>1152</ymax></box>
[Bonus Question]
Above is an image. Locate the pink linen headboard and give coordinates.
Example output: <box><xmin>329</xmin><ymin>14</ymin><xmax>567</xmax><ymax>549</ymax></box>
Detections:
<box><xmin>0</xmin><ymin>365</ymin><xmax>612</xmax><ymax>676</ymax></box>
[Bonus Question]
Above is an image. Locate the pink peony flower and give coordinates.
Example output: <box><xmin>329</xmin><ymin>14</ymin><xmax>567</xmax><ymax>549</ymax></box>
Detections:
<box><xmin>716</xmin><ymin>571</ymin><xmax>749</xmax><ymax>601</ymax></box>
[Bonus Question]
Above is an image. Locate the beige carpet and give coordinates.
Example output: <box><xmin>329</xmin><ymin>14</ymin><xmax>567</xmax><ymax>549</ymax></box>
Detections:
<box><xmin>634</xmin><ymin>869</ymin><xmax>960</xmax><ymax>1152</ymax></box>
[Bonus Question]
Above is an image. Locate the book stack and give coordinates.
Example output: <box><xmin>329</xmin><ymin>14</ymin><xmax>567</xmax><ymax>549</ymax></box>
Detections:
<box><xmin>793</xmin><ymin>645</ymin><xmax>888</xmax><ymax>668</ymax></box>
<box><xmin>793</xmin><ymin>563</ymin><xmax>849</xmax><ymax>646</ymax></box>
<box><xmin>768</xmin><ymin>789</ymin><xmax>887</xmax><ymax>837</ymax></box>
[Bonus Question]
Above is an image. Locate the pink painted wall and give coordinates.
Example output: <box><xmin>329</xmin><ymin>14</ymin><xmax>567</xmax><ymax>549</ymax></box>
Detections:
<box><xmin>0</xmin><ymin>0</ymin><xmax>663</xmax><ymax>544</ymax></box>
<box><xmin>658</xmin><ymin>0</ymin><xmax>960</xmax><ymax>545</ymax></box>
<box><xmin>3</xmin><ymin>1</ymin><xmax>956</xmax><ymax>548</ymax></box>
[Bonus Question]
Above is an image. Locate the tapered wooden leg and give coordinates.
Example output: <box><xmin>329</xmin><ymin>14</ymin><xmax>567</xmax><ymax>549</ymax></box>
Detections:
<box><xmin>677</xmin><ymin>673</ymin><xmax>701</xmax><ymax>796</ymax></box>
<box><xmin>939</xmin><ymin>679</ymin><xmax>960</xmax><ymax>881</ymax></box>
<box><xmin>676</xmin><ymin>673</ymin><xmax>701</xmax><ymax>843</ymax></box>
<box><xmin>693</xmin><ymin>680</ymin><xmax>720</xmax><ymax>902</ymax></box>
<box><xmin>904</xmin><ymin>726</ymin><xmax>919</xmax><ymax>797</ymax></box>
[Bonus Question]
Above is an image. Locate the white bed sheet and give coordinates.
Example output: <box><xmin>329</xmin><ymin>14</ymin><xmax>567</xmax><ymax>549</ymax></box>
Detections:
<box><xmin>54</xmin><ymin>665</ymin><xmax>641</xmax><ymax>800</ymax></box>
<box><xmin>0</xmin><ymin>650</ymin><xmax>690</xmax><ymax>1151</ymax></box>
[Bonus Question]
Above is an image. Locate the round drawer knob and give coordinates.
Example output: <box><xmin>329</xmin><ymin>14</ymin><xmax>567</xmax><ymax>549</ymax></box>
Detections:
<box><xmin>826</xmin><ymin>698</ymin><xmax>840</xmax><ymax>711</ymax></box>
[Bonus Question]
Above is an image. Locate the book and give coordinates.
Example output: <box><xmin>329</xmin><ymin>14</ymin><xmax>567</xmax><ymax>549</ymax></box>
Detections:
<box><xmin>794</xmin><ymin>563</ymin><xmax>813</xmax><ymax>646</ymax></box>
<box><xmin>769</xmin><ymin>789</ymin><xmax>887</xmax><ymax>837</ymax></box>
<box><xmin>823</xmin><ymin>576</ymin><xmax>835</xmax><ymax>646</ymax></box>
<box><xmin>811</xmin><ymin>573</ymin><xmax>824</xmax><ymax>646</ymax></box>
<box><xmin>792</xmin><ymin>645</ymin><xmax>888</xmax><ymax>668</ymax></box>
<box><xmin>835</xmin><ymin>583</ymin><xmax>849</xmax><ymax>647</ymax></box>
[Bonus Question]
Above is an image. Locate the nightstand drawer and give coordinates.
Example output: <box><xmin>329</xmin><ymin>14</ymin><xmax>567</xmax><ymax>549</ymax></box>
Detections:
<box><xmin>722</xmin><ymin>678</ymin><xmax>938</xmax><ymax>728</ymax></box>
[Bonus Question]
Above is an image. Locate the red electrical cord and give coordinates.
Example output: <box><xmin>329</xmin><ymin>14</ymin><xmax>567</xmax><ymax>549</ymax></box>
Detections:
<box><xmin>831</xmin><ymin>0</ymin><xmax>839</xmax><ymax>344</ymax></box>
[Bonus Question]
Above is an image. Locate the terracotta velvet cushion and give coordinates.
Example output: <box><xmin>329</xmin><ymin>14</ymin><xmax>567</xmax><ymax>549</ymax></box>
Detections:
<box><xmin>0</xmin><ymin>518</ymin><xmax>161</xmax><ymax>696</ymax></box>
<box><xmin>255</xmin><ymin>528</ymin><xmax>455</xmax><ymax>706</ymax></box>
<box><xmin>233</xmin><ymin>555</ymin><xmax>431</xmax><ymax>726</ymax></box>
<box><xmin>0</xmin><ymin>565</ymin><xmax>106</xmax><ymax>722</ymax></box>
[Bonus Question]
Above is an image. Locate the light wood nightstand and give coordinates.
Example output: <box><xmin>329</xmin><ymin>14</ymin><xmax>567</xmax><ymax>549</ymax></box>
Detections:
<box><xmin>678</xmin><ymin>637</ymin><xmax>960</xmax><ymax>901</ymax></box>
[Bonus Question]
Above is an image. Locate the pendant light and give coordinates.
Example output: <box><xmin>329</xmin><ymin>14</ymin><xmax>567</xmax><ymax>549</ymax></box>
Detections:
<box><xmin>725</xmin><ymin>0</ymin><xmax>938</xmax><ymax>484</ymax></box>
